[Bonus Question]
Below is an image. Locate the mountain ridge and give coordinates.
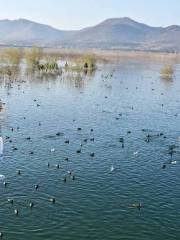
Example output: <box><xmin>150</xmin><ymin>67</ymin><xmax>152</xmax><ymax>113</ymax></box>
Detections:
<box><xmin>0</xmin><ymin>17</ymin><xmax>180</xmax><ymax>52</ymax></box>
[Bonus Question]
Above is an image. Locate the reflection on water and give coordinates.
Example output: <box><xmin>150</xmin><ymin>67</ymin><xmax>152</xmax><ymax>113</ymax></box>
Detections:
<box><xmin>0</xmin><ymin>59</ymin><xmax>180</xmax><ymax>240</ymax></box>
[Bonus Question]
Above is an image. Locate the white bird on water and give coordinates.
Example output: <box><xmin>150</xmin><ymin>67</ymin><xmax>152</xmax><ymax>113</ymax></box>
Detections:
<box><xmin>0</xmin><ymin>175</ymin><xmax>5</xmax><ymax>181</ymax></box>
<box><xmin>133</xmin><ymin>151</ymin><xmax>139</xmax><ymax>156</ymax></box>
<box><xmin>50</xmin><ymin>148</ymin><xmax>55</xmax><ymax>152</ymax></box>
<box><xmin>0</xmin><ymin>137</ymin><xmax>3</xmax><ymax>157</ymax></box>
<box><xmin>110</xmin><ymin>166</ymin><xmax>115</xmax><ymax>172</ymax></box>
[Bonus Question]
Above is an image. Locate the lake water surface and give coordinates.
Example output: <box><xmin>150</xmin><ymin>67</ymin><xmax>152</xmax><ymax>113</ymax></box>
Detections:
<box><xmin>0</xmin><ymin>59</ymin><xmax>180</xmax><ymax>239</ymax></box>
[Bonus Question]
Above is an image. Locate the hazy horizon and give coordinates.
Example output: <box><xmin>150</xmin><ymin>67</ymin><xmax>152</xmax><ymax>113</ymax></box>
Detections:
<box><xmin>0</xmin><ymin>0</ymin><xmax>179</xmax><ymax>30</ymax></box>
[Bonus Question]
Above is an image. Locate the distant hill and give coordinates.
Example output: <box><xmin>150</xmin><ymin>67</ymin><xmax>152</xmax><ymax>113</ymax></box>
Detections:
<box><xmin>0</xmin><ymin>18</ymin><xmax>73</xmax><ymax>46</ymax></box>
<box><xmin>0</xmin><ymin>17</ymin><xmax>180</xmax><ymax>52</ymax></box>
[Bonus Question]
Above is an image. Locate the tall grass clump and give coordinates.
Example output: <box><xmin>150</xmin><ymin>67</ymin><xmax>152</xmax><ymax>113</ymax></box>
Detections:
<box><xmin>69</xmin><ymin>53</ymin><xmax>96</xmax><ymax>71</ymax></box>
<box><xmin>160</xmin><ymin>65</ymin><xmax>174</xmax><ymax>79</ymax></box>
<box><xmin>25</xmin><ymin>46</ymin><xmax>43</xmax><ymax>67</ymax></box>
<box><xmin>38</xmin><ymin>57</ymin><xmax>59</xmax><ymax>72</ymax></box>
<box><xmin>2</xmin><ymin>48</ymin><xmax>22</xmax><ymax>66</ymax></box>
<box><xmin>83</xmin><ymin>54</ymin><xmax>96</xmax><ymax>69</ymax></box>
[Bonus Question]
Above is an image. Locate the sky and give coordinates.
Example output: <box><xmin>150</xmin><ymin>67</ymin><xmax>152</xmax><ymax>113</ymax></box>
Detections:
<box><xmin>0</xmin><ymin>0</ymin><xmax>179</xmax><ymax>30</ymax></box>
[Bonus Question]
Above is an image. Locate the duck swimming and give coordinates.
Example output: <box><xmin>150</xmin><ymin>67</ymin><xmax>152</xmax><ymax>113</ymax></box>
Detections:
<box><xmin>34</xmin><ymin>184</ymin><xmax>39</xmax><ymax>190</ymax></box>
<box><xmin>132</xmin><ymin>203</ymin><xmax>142</xmax><ymax>210</ymax></box>
<box><xmin>14</xmin><ymin>208</ymin><xmax>19</xmax><ymax>216</ymax></box>
<box><xmin>7</xmin><ymin>198</ymin><xmax>14</xmax><ymax>205</ymax></box>
<box><xmin>110</xmin><ymin>166</ymin><xmax>115</xmax><ymax>172</ymax></box>
<box><xmin>29</xmin><ymin>202</ymin><xmax>34</xmax><ymax>208</ymax></box>
<box><xmin>49</xmin><ymin>197</ymin><xmax>55</xmax><ymax>204</ymax></box>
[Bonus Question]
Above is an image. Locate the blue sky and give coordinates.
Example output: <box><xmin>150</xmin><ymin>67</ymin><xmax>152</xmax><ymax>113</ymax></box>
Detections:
<box><xmin>0</xmin><ymin>0</ymin><xmax>179</xmax><ymax>29</ymax></box>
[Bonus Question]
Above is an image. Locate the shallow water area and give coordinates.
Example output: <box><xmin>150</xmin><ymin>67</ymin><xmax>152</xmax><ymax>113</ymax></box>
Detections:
<box><xmin>0</xmin><ymin>59</ymin><xmax>180</xmax><ymax>240</ymax></box>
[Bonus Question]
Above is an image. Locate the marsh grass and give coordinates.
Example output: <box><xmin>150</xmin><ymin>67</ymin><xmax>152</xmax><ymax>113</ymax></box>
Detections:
<box><xmin>74</xmin><ymin>53</ymin><xmax>96</xmax><ymax>69</ymax></box>
<box><xmin>65</xmin><ymin>53</ymin><xmax>96</xmax><ymax>73</ymax></box>
<box><xmin>38</xmin><ymin>57</ymin><xmax>59</xmax><ymax>72</ymax></box>
<box><xmin>25</xmin><ymin>46</ymin><xmax>43</xmax><ymax>67</ymax></box>
<box><xmin>1</xmin><ymin>48</ymin><xmax>22</xmax><ymax>66</ymax></box>
<box><xmin>0</xmin><ymin>65</ymin><xmax>20</xmax><ymax>78</ymax></box>
<box><xmin>160</xmin><ymin>65</ymin><xmax>174</xmax><ymax>79</ymax></box>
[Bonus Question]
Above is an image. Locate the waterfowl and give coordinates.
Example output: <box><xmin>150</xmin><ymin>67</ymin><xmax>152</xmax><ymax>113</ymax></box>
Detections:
<box><xmin>77</xmin><ymin>128</ymin><xmax>81</xmax><ymax>131</ymax></box>
<box><xmin>55</xmin><ymin>164</ymin><xmax>60</xmax><ymax>169</ymax></box>
<box><xmin>162</xmin><ymin>164</ymin><xmax>166</xmax><ymax>169</ymax></box>
<box><xmin>90</xmin><ymin>153</ymin><xmax>95</xmax><ymax>157</ymax></box>
<box><xmin>7</xmin><ymin>198</ymin><xmax>14</xmax><ymax>205</ymax></box>
<box><xmin>12</xmin><ymin>146</ymin><xmax>18</xmax><ymax>151</ymax></box>
<box><xmin>110</xmin><ymin>166</ymin><xmax>115</xmax><ymax>172</ymax></box>
<box><xmin>119</xmin><ymin>137</ymin><xmax>124</xmax><ymax>143</ymax></box>
<box><xmin>14</xmin><ymin>208</ymin><xmax>19</xmax><ymax>216</ymax></box>
<box><xmin>29</xmin><ymin>202</ymin><xmax>34</xmax><ymax>208</ymax></box>
<box><xmin>132</xmin><ymin>203</ymin><xmax>142</xmax><ymax>210</ymax></box>
<box><xmin>34</xmin><ymin>184</ymin><xmax>39</xmax><ymax>190</ymax></box>
<box><xmin>84</xmin><ymin>62</ymin><xmax>88</xmax><ymax>68</ymax></box>
<box><xmin>65</xmin><ymin>140</ymin><xmax>69</xmax><ymax>144</ymax></box>
<box><xmin>64</xmin><ymin>177</ymin><xmax>67</xmax><ymax>182</ymax></box>
<box><xmin>49</xmin><ymin>197</ymin><xmax>55</xmax><ymax>204</ymax></box>
<box><xmin>67</xmin><ymin>170</ymin><xmax>72</xmax><ymax>175</ymax></box>
<box><xmin>134</xmin><ymin>151</ymin><xmax>139</xmax><ymax>156</ymax></box>
<box><xmin>145</xmin><ymin>134</ymin><xmax>151</xmax><ymax>143</ymax></box>
<box><xmin>3</xmin><ymin>182</ymin><xmax>7</xmax><ymax>187</ymax></box>
<box><xmin>56</xmin><ymin>132</ymin><xmax>61</xmax><ymax>136</ymax></box>
<box><xmin>17</xmin><ymin>170</ymin><xmax>21</xmax><ymax>175</ymax></box>
<box><xmin>47</xmin><ymin>162</ymin><xmax>50</xmax><ymax>167</ymax></box>
<box><xmin>0</xmin><ymin>232</ymin><xmax>3</xmax><ymax>238</ymax></box>
<box><xmin>76</xmin><ymin>149</ymin><xmax>81</xmax><ymax>153</ymax></box>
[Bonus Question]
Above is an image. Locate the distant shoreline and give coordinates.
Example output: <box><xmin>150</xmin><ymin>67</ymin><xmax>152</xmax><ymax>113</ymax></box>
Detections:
<box><xmin>0</xmin><ymin>46</ymin><xmax>180</xmax><ymax>61</ymax></box>
<box><xmin>43</xmin><ymin>48</ymin><xmax>180</xmax><ymax>61</ymax></box>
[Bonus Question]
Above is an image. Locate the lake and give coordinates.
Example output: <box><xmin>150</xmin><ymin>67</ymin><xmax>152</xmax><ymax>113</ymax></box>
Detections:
<box><xmin>0</xmin><ymin>59</ymin><xmax>180</xmax><ymax>240</ymax></box>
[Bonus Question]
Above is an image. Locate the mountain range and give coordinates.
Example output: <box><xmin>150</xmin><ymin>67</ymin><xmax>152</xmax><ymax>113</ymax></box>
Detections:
<box><xmin>0</xmin><ymin>17</ymin><xmax>180</xmax><ymax>52</ymax></box>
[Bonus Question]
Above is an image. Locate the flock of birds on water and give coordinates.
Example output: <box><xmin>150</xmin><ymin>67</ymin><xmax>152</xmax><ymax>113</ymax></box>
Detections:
<box><xmin>0</xmin><ymin>66</ymin><xmax>179</xmax><ymax>239</ymax></box>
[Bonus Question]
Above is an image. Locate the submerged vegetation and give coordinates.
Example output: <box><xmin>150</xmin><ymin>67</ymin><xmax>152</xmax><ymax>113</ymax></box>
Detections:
<box><xmin>160</xmin><ymin>65</ymin><xmax>174</xmax><ymax>79</ymax></box>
